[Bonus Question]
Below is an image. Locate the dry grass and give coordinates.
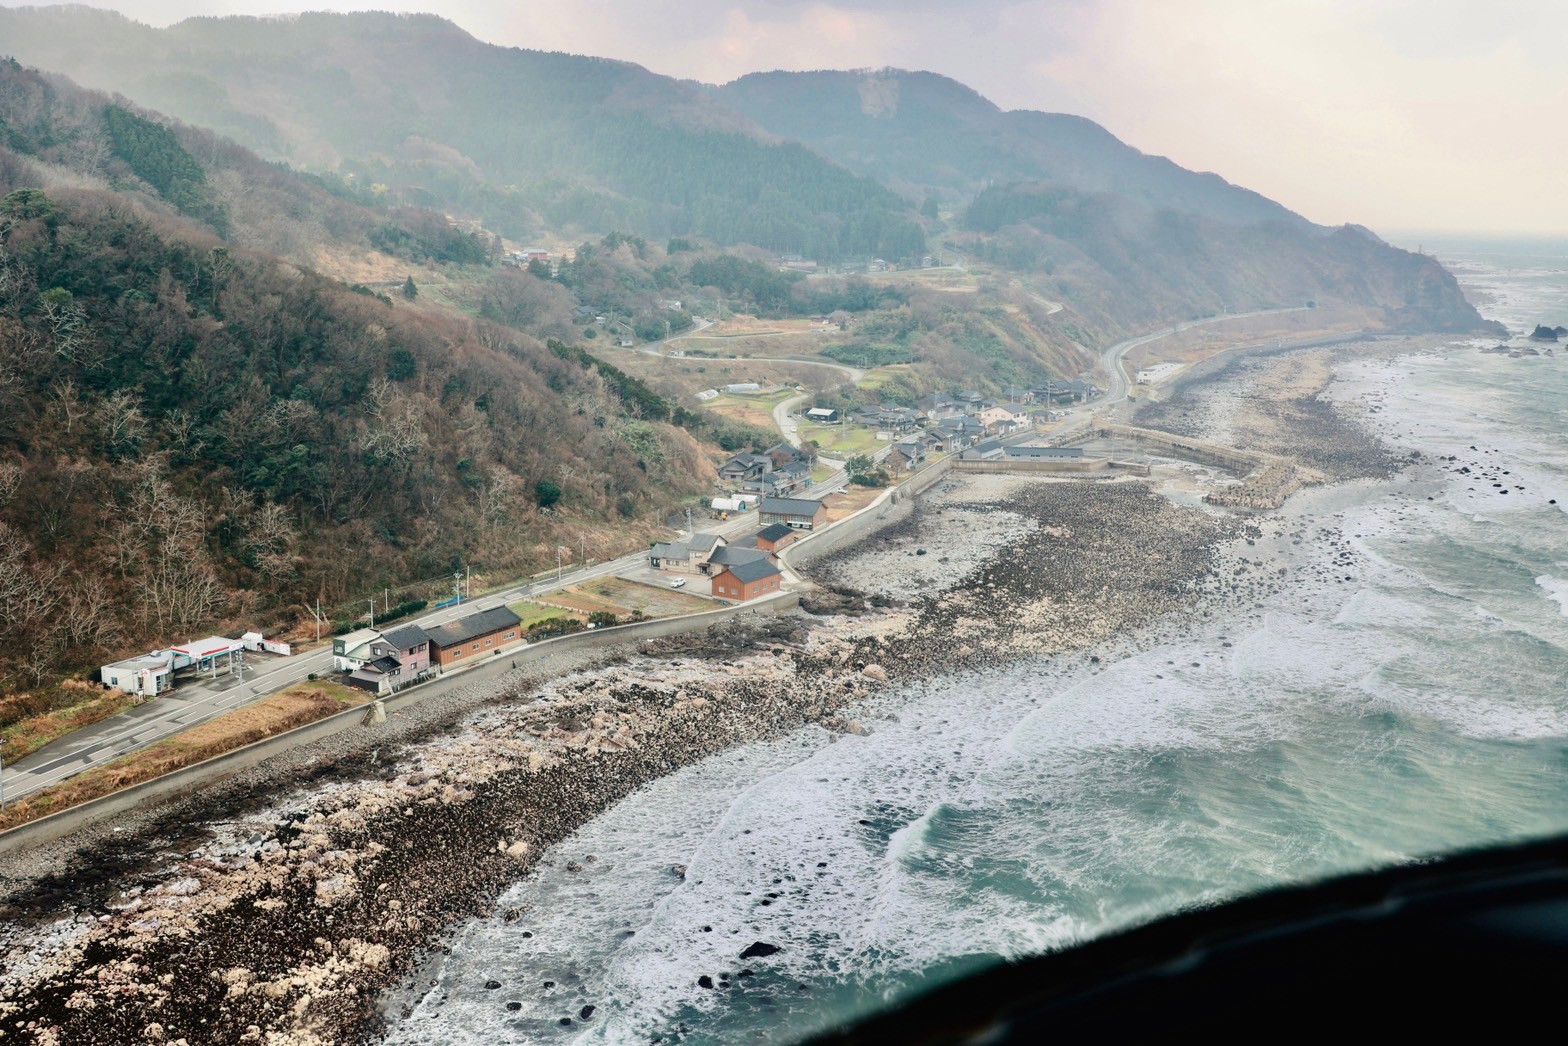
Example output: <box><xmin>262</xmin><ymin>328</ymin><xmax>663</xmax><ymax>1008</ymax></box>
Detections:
<box><xmin>801</xmin><ymin>422</ymin><xmax>881</xmax><ymax>457</ymax></box>
<box><xmin>533</xmin><ymin>577</ymin><xmax>713</xmax><ymax>620</ymax></box>
<box><xmin>0</xmin><ymin>682</ymin><xmax>144</xmax><ymax>764</ymax></box>
<box><xmin>1125</xmin><ymin>305</ymin><xmax>1383</xmax><ymax>370</ymax></box>
<box><xmin>580</xmin><ymin>577</ymin><xmax>713</xmax><ymax>616</ymax></box>
<box><xmin>507</xmin><ymin>599</ymin><xmax>583</xmax><ymax>628</ymax></box>
<box><xmin>822</xmin><ymin>487</ymin><xmax>883</xmax><ymax>523</ymax></box>
<box><xmin>702</xmin><ymin>391</ymin><xmax>792</xmax><ymax>430</ymax></box>
<box><xmin>0</xmin><ymin>682</ymin><xmax>369</xmax><ymax>832</ymax></box>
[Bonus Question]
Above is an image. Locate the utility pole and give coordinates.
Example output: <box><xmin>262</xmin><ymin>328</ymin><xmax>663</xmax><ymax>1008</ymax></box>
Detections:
<box><xmin>367</xmin><ymin>600</ymin><xmax>375</xmax><ymax>630</ymax></box>
<box><xmin>453</xmin><ymin>571</ymin><xmax>462</xmax><ymax>605</ymax></box>
<box><xmin>385</xmin><ymin>588</ymin><xmax>390</xmax><ymax>615</ymax></box>
<box><xmin>465</xmin><ymin>566</ymin><xmax>471</xmax><ymax>599</ymax></box>
<box><xmin>556</xmin><ymin>547</ymin><xmax>563</xmax><ymax>584</ymax></box>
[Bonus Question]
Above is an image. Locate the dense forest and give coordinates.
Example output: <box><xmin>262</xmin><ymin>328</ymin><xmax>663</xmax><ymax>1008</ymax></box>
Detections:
<box><xmin>0</xmin><ymin>173</ymin><xmax>712</xmax><ymax>699</ymax></box>
<box><xmin>0</xmin><ymin>10</ymin><xmax>930</xmax><ymax>260</ymax></box>
<box><xmin>958</xmin><ymin>182</ymin><xmax>1490</xmax><ymax>332</ymax></box>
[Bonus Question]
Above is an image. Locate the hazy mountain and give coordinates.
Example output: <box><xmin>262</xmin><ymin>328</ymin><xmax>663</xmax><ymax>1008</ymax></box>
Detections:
<box><xmin>0</xmin><ymin>57</ymin><xmax>716</xmax><ymax>694</ymax></box>
<box><xmin>0</xmin><ymin>6</ymin><xmax>926</xmax><ymax>260</ymax></box>
<box><xmin>714</xmin><ymin>68</ymin><xmax>1308</xmax><ymax>228</ymax></box>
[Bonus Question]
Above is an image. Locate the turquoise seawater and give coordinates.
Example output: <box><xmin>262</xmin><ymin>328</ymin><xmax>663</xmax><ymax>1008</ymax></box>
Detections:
<box><xmin>384</xmin><ymin>239</ymin><xmax>1568</xmax><ymax>1044</ymax></box>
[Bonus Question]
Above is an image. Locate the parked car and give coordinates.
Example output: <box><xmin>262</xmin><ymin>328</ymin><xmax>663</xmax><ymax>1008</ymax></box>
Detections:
<box><xmin>670</xmin><ymin>578</ymin><xmax>687</xmax><ymax>588</ymax></box>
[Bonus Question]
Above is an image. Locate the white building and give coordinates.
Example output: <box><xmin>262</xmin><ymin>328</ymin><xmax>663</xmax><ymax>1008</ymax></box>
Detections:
<box><xmin>101</xmin><ymin>652</ymin><xmax>174</xmax><ymax>697</ymax></box>
<box><xmin>332</xmin><ymin>628</ymin><xmax>382</xmax><ymax>673</ymax></box>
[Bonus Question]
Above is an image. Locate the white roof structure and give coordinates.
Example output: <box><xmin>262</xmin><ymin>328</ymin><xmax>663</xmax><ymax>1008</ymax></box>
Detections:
<box><xmin>335</xmin><ymin>628</ymin><xmax>381</xmax><ymax>649</ymax></box>
<box><xmin>169</xmin><ymin>636</ymin><xmax>243</xmax><ymax>660</ymax></box>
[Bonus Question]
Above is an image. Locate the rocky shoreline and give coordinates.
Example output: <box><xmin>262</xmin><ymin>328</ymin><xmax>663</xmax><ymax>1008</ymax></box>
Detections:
<box><xmin>0</xmin><ymin>336</ymin><xmax>1419</xmax><ymax>1045</ymax></box>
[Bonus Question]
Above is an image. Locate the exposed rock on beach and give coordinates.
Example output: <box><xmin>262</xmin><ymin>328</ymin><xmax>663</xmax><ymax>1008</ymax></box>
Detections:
<box><xmin>0</xmin><ymin>336</ymin><xmax>1414</xmax><ymax>1045</ymax></box>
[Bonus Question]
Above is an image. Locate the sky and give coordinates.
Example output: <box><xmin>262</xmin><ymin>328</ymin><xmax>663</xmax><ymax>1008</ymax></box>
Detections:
<box><xmin>6</xmin><ymin>1</ymin><xmax>1565</xmax><ymax>236</ymax></box>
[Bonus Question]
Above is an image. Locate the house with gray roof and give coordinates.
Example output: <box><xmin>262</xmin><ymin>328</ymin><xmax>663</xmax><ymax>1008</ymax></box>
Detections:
<box><xmin>426</xmin><ymin>607</ymin><xmax>524</xmax><ymax>668</ymax></box>
<box><xmin>759</xmin><ymin>495</ymin><xmax>828</xmax><ymax>530</ymax></box>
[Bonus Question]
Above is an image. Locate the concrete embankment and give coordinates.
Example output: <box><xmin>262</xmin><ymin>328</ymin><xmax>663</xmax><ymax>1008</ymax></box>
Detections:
<box><xmin>0</xmin><ymin>594</ymin><xmax>799</xmax><ymax>856</ymax></box>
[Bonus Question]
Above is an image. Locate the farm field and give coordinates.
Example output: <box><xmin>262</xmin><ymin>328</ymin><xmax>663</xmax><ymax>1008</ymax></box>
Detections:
<box><xmin>516</xmin><ymin>577</ymin><xmax>714</xmax><ymax>625</ymax></box>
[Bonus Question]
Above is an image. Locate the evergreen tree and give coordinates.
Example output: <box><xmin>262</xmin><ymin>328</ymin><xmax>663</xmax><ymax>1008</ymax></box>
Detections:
<box><xmin>402</xmin><ymin>275</ymin><xmax>418</xmax><ymax>300</ymax></box>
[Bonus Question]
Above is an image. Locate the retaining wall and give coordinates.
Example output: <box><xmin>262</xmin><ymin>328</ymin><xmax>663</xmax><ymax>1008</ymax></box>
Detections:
<box><xmin>782</xmin><ymin>457</ymin><xmax>956</xmax><ymax>567</ymax></box>
<box><xmin>0</xmin><ymin>594</ymin><xmax>799</xmax><ymax>856</ymax></box>
<box><xmin>954</xmin><ymin>457</ymin><xmax>1110</xmax><ymax>474</ymax></box>
<box><xmin>1093</xmin><ymin>423</ymin><xmax>1276</xmax><ymax>473</ymax></box>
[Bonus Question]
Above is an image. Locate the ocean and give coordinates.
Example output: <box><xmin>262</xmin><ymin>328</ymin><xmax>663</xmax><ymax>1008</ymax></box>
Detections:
<box><xmin>383</xmin><ymin>238</ymin><xmax>1568</xmax><ymax>1044</ymax></box>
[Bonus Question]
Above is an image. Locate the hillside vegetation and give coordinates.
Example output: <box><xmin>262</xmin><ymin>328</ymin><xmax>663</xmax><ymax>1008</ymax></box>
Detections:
<box><xmin>0</xmin><ymin>70</ymin><xmax>720</xmax><ymax>703</ymax></box>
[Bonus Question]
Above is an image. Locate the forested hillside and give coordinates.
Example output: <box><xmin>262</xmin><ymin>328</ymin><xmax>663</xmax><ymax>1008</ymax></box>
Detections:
<box><xmin>959</xmin><ymin>183</ymin><xmax>1487</xmax><ymax>332</ymax></box>
<box><xmin>0</xmin><ymin>162</ymin><xmax>711</xmax><ymax>701</ymax></box>
<box><xmin>0</xmin><ymin>8</ymin><xmax>928</xmax><ymax>260</ymax></box>
<box><xmin>715</xmin><ymin>68</ymin><xmax>1307</xmax><ymax>227</ymax></box>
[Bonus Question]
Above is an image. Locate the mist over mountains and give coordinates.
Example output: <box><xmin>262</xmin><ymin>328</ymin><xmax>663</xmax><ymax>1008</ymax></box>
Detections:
<box><xmin>0</xmin><ymin>5</ymin><xmax>1488</xmax><ymax>337</ymax></box>
<box><xmin>0</xmin><ymin>4</ymin><xmax>1498</xmax><ymax>698</ymax></box>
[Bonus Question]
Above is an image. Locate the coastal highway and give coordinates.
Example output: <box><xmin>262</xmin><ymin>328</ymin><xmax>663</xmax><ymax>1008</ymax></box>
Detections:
<box><xmin>1</xmin><ymin>470</ymin><xmax>850</xmax><ymax>802</ymax></box>
<box><xmin>1096</xmin><ymin>307</ymin><xmax>1312</xmax><ymax>406</ymax></box>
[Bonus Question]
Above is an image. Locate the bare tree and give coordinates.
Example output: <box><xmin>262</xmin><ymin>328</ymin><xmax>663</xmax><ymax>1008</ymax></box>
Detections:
<box><xmin>116</xmin><ymin>464</ymin><xmax>229</xmax><ymax>633</ymax></box>
<box><xmin>358</xmin><ymin>378</ymin><xmax>427</xmax><ymax>467</ymax></box>
<box><xmin>37</xmin><ymin>287</ymin><xmax>88</xmax><ymax>363</ymax></box>
<box><xmin>475</xmin><ymin>467</ymin><xmax>520</xmax><ymax>532</ymax></box>
<box><xmin>48</xmin><ymin>378</ymin><xmax>87</xmax><ymax>435</ymax></box>
<box><xmin>61</xmin><ymin>576</ymin><xmax>123</xmax><ymax>650</ymax></box>
<box><xmin>95</xmin><ymin>389</ymin><xmax>147</xmax><ymax>455</ymax></box>
<box><xmin>243</xmin><ymin>501</ymin><xmax>299</xmax><ymax>582</ymax></box>
<box><xmin>0</xmin><ymin>520</ymin><xmax>63</xmax><ymax>640</ymax></box>
<box><xmin>0</xmin><ymin>462</ymin><xmax>20</xmax><ymax>508</ymax></box>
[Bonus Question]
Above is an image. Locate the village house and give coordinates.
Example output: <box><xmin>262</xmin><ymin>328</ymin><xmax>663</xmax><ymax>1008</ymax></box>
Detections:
<box><xmin>424</xmin><ymin>607</ymin><xmax>524</xmax><ymax>668</ymax></box>
<box><xmin>719</xmin><ymin>452</ymin><xmax>773</xmax><ymax>485</ymax></box>
<box><xmin>711</xmin><ymin>557</ymin><xmax>784</xmax><ymax>601</ymax></box>
<box><xmin>651</xmin><ymin>532</ymin><xmax>726</xmax><ymax>574</ymax></box>
<box><xmin>705</xmin><ymin>543</ymin><xmax>775</xmax><ymax>572</ymax></box>
<box><xmin>100</xmin><ymin>651</ymin><xmax>174</xmax><ymax>697</ymax></box>
<box><xmin>347</xmin><ymin>624</ymin><xmax>432</xmax><ymax>695</ymax></box>
<box><xmin>888</xmin><ymin>438</ymin><xmax>928</xmax><ymax>471</ymax></box>
<box><xmin>719</xmin><ymin>444</ymin><xmax>810</xmax><ymax>497</ymax></box>
<box><xmin>960</xmin><ymin>438</ymin><xmax>1008</xmax><ymax>461</ymax></box>
<box><xmin>1034</xmin><ymin>379</ymin><xmax>1098</xmax><ymax>404</ymax></box>
<box><xmin>805</xmin><ymin>407</ymin><xmax>840</xmax><ymax>424</ymax></box>
<box><xmin>752</xmin><ymin>522</ymin><xmax>798</xmax><ymax>554</ymax></box>
<box><xmin>759</xmin><ymin>495</ymin><xmax>828</xmax><ymax>530</ymax></box>
<box><xmin>935</xmin><ymin>415</ymin><xmax>987</xmax><ymax>447</ymax></box>
<box><xmin>332</xmin><ymin>628</ymin><xmax>382</xmax><ymax>673</ymax></box>
<box><xmin>977</xmin><ymin>405</ymin><xmax>1030</xmax><ymax>435</ymax></box>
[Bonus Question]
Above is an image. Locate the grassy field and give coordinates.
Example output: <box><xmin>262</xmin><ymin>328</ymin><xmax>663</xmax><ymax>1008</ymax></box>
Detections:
<box><xmin>703</xmin><ymin>389</ymin><xmax>796</xmax><ymax>430</ymax></box>
<box><xmin>507</xmin><ymin>599</ymin><xmax>578</xmax><ymax>628</ymax></box>
<box><xmin>0</xmin><ymin>682</ymin><xmax>145</xmax><ymax>764</ymax></box>
<box><xmin>801</xmin><ymin>422</ymin><xmax>882</xmax><ymax>457</ymax></box>
<box><xmin>0</xmin><ymin>680</ymin><xmax>369</xmax><ymax>831</ymax></box>
<box><xmin>538</xmin><ymin>576</ymin><xmax>713</xmax><ymax>619</ymax></box>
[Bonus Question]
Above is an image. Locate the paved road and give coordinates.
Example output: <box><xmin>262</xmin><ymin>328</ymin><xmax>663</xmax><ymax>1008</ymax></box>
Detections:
<box><xmin>0</xmin><ymin>467</ymin><xmax>851</xmax><ymax>802</ymax></box>
<box><xmin>1024</xmin><ymin>289</ymin><xmax>1065</xmax><ymax>316</ymax></box>
<box><xmin>1096</xmin><ymin>307</ymin><xmax>1311</xmax><ymax>406</ymax></box>
<box><xmin>1</xmin><ymin>306</ymin><xmax>1310</xmax><ymax>803</ymax></box>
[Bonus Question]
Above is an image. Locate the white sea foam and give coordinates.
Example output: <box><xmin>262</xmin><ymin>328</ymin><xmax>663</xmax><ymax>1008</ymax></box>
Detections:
<box><xmin>392</xmin><ymin>255</ymin><xmax>1568</xmax><ymax>1043</ymax></box>
<box><xmin>1535</xmin><ymin>575</ymin><xmax>1568</xmax><ymax>617</ymax></box>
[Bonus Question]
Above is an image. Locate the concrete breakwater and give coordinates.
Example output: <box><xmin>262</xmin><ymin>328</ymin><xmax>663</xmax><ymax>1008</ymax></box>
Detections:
<box><xmin>0</xmin><ymin>336</ymin><xmax>1418</xmax><ymax>1045</ymax></box>
<box><xmin>0</xmin><ymin>594</ymin><xmax>799</xmax><ymax>858</ymax></box>
<box><xmin>0</xmin><ymin>466</ymin><xmax>1257</xmax><ymax>1045</ymax></box>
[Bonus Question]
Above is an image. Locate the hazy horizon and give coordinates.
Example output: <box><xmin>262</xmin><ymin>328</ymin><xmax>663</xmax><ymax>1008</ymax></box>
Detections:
<box><xmin>2</xmin><ymin>0</ymin><xmax>1563</xmax><ymax>238</ymax></box>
